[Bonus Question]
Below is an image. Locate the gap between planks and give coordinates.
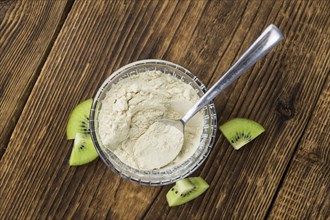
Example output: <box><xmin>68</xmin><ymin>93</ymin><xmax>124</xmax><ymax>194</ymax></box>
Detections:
<box><xmin>0</xmin><ymin>0</ymin><xmax>75</xmax><ymax>160</ymax></box>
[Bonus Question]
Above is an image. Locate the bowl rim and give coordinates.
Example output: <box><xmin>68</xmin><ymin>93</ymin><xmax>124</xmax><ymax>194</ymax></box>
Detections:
<box><xmin>90</xmin><ymin>59</ymin><xmax>217</xmax><ymax>185</ymax></box>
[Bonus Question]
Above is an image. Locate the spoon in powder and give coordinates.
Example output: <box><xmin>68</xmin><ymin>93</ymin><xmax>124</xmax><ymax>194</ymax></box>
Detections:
<box><xmin>134</xmin><ymin>24</ymin><xmax>284</xmax><ymax>170</ymax></box>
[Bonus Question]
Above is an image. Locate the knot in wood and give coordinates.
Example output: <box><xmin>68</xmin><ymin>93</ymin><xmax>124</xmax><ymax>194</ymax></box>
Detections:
<box><xmin>275</xmin><ymin>99</ymin><xmax>295</xmax><ymax>121</ymax></box>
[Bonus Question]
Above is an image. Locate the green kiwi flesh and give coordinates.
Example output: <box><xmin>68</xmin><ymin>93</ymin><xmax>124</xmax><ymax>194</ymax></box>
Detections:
<box><xmin>219</xmin><ymin>118</ymin><xmax>265</xmax><ymax>150</ymax></box>
<box><xmin>69</xmin><ymin>133</ymin><xmax>98</xmax><ymax>166</ymax></box>
<box><xmin>166</xmin><ymin>177</ymin><xmax>209</xmax><ymax>207</ymax></box>
<box><xmin>66</xmin><ymin>99</ymin><xmax>93</xmax><ymax>140</ymax></box>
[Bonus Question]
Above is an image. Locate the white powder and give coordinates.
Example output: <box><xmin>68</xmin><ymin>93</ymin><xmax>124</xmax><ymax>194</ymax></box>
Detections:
<box><xmin>98</xmin><ymin>70</ymin><xmax>204</xmax><ymax>170</ymax></box>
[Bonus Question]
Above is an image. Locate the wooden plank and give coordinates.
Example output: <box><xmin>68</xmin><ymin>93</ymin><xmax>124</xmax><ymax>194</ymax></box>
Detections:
<box><xmin>0</xmin><ymin>0</ymin><xmax>72</xmax><ymax>157</ymax></box>
<box><xmin>268</xmin><ymin>76</ymin><xmax>329</xmax><ymax>220</ymax></box>
<box><xmin>0</xmin><ymin>0</ymin><xmax>329</xmax><ymax>219</ymax></box>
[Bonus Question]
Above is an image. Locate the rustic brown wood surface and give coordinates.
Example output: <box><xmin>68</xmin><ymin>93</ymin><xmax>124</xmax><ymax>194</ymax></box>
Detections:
<box><xmin>269</xmin><ymin>77</ymin><xmax>330</xmax><ymax>220</ymax></box>
<box><xmin>0</xmin><ymin>0</ymin><xmax>72</xmax><ymax>157</ymax></box>
<box><xmin>0</xmin><ymin>0</ymin><xmax>329</xmax><ymax>219</ymax></box>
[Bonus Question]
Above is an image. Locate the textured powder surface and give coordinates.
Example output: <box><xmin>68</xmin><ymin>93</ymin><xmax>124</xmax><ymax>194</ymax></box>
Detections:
<box><xmin>98</xmin><ymin>70</ymin><xmax>204</xmax><ymax>170</ymax></box>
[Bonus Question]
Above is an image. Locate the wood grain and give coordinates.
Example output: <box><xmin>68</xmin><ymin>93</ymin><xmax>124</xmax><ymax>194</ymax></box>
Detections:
<box><xmin>0</xmin><ymin>0</ymin><xmax>329</xmax><ymax>219</ymax></box>
<box><xmin>0</xmin><ymin>0</ymin><xmax>72</xmax><ymax>157</ymax></box>
<box><xmin>144</xmin><ymin>0</ymin><xmax>330</xmax><ymax>219</ymax></box>
<box><xmin>268</xmin><ymin>76</ymin><xmax>330</xmax><ymax>220</ymax></box>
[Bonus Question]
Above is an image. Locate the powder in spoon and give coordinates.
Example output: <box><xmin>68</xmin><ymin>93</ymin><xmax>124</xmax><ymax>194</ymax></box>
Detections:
<box><xmin>133</xmin><ymin>121</ymin><xmax>184</xmax><ymax>170</ymax></box>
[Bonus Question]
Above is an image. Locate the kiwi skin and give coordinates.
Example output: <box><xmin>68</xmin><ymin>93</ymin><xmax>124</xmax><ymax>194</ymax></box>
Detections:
<box><xmin>219</xmin><ymin>118</ymin><xmax>265</xmax><ymax>150</ymax></box>
<box><xmin>66</xmin><ymin>99</ymin><xmax>93</xmax><ymax>140</ymax></box>
<box><xmin>166</xmin><ymin>177</ymin><xmax>209</xmax><ymax>207</ymax></box>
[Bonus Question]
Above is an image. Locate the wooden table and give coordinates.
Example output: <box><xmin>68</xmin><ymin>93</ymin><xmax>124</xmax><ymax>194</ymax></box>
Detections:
<box><xmin>0</xmin><ymin>0</ymin><xmax>329</xmax><ymax>219</ymax></box>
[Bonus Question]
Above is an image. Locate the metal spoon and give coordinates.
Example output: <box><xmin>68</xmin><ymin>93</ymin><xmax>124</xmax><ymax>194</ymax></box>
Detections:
<box><xmin>160</xmin><ymin>24</ymin><xmax>284</xmax><ymax>140</ymax></box>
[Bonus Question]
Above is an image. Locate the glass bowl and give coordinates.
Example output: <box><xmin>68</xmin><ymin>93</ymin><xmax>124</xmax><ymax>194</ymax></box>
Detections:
<box><xmin>90</xmin><ymin>59</ymin><xmax>217</xmax><ymax>186</ymax></box>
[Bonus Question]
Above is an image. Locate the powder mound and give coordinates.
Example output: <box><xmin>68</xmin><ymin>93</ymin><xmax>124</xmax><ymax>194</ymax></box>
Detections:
<box><xmin>98</xmin><ymin>70</ymin><xmax>204</xmax><ymax>170</ymax></box>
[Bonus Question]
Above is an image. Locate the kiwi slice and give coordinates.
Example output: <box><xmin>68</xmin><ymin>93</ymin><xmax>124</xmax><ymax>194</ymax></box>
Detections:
<box><xmin>219</xmin><ymin>118</ymin><xmax>265</xmax><ymax>150</ymax></box>
<box><xmin>69</xmin><ymin>133</ymin><xmax>98</xmax><ymax>166</ymax></box>
<box><xmin>66</xmin><ymin>99</ymin><xmax>93</xmax><ymax>140</ymax></box>
<box><xmin>166</xmin><ymin>177</ymin><xmax>209</xmax><ymax>207</ymax></box>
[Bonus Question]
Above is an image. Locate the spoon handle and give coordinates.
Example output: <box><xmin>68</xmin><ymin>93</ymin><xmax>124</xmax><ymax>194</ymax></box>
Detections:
<box><xmin>181</xmin><ymin>24</ymin><xmax>284</xmax><ymax>124</ymax></box>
